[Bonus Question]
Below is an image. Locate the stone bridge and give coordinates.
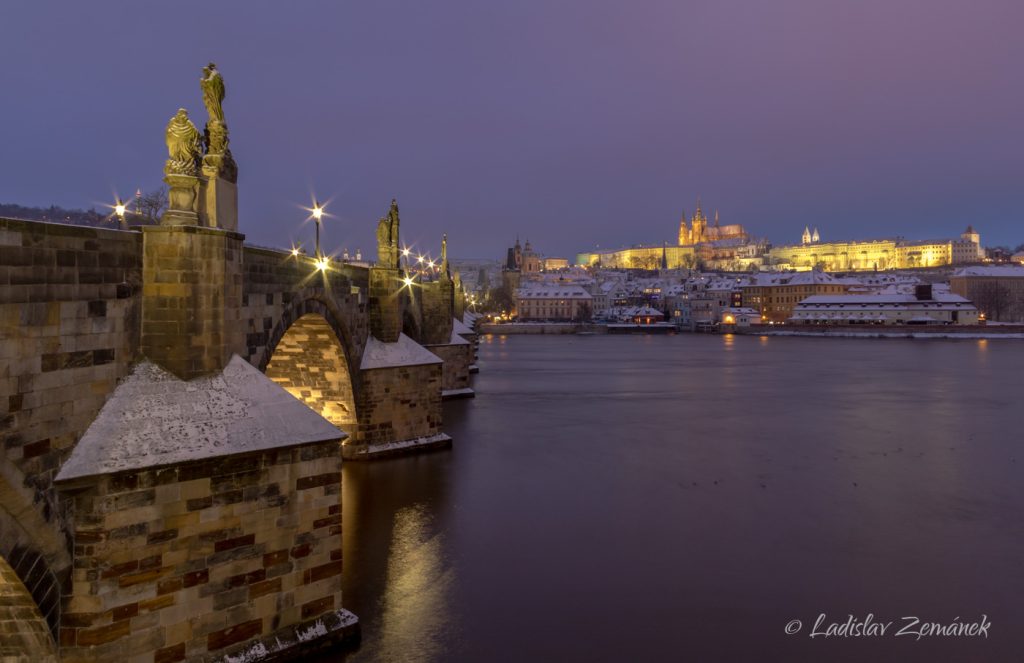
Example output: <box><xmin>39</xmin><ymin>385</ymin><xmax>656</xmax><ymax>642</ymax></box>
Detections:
<box><xmin>0</xmin><ymin>81</ymin><xmax>477</xmax><ymax>659</ymax></box>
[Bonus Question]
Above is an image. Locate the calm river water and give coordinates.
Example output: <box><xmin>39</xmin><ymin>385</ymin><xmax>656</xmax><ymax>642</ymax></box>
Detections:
<box><xmin>332</xmin><ymin>334</ymin><xmax>1024</xmax><ymax>662</ymax></box>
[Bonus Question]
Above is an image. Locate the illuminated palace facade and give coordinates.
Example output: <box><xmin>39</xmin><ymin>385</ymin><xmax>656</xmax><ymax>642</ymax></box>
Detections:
<box><xmin>575</xmin><ymin>202</ymin><xmax>985</xmax><ymax>273</ymax></box>
<box><xmin>768</xmin><ymin>226</ymin><xmax>984</xmax><ymax>271</ymax></box>
<box><xmin>575</xmin><ymin>201</ymin><xmax>752</xmax><ymax>270</ymax></box>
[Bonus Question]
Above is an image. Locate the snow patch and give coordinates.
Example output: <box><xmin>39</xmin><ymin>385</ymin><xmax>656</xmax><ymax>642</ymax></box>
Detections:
<box><xmin>221</xmin><ymin>641</ymin><xmax>270</xmax><ymax>663</ymax></box>
<box><xmin>360</xmin><ymin>333</ymin><xmax>442</xmax><ymax>370</ymax></box>
<box><xmin>297</xmin><ymin>619</ymin><xmax>328</xmax><ymax>642</ymax></box>
<box><xmin>360</xmin><ymin>433</ymin><xmax>452</xmax><ymax>456</ymax></box>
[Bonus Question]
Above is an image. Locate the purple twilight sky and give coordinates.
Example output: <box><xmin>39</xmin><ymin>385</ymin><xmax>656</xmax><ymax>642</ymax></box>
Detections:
<box><xmin>1</xmin><ymin>0</ymin><xmax>1022</xmax><ymax>260</ymax></box>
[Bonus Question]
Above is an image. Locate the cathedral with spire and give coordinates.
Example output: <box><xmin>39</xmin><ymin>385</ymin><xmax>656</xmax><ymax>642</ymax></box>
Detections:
<box><xmin>678</xmin><ymin>198</ymin><xmax>749</xmax><ymax>246</ymax></box>
<box><xmin>801</xmin><ymin>226</ymin><xmax>821</xmax><ymax>245</ymax></box>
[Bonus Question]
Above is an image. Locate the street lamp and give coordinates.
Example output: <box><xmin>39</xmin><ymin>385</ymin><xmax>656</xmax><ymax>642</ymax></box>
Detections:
<box><xmin>311</xmin><ymin>200</ymin><xmax>324</xmax><ymax>260</ymax></box>
<box><xmin>113</xmin><ymin>198</ymin><xmax>127</xmax><ymax>229</ymax></box>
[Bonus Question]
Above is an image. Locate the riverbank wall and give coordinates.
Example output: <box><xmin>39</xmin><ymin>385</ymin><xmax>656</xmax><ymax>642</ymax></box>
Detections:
<box><xmin>732</xmin><ymin>324</ymin><xmax>1024</xmax><ymax>339</ymax></box>
<box><xmin>478</xmin><ymin>323</ymin><xmax>607</xmax><ymax>335</ymax></box>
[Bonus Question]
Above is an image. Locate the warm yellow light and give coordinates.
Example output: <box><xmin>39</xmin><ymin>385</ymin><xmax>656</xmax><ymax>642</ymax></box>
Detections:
<box><xmin>428</xmin><ymin>260</ymin><xmax>436</xmax><ymax>269</ymax></box>
<box><xmin>312</xmin><ymin>203</ymin><xmax>324</xmax><ymax>221</ymax></box>
<box><xmin>291</xmin><ymin>248</ymin><xmax>300</xmax><ymax>257</ymax></box>
<box><xmin>315</xmin><ymin>258</ymin><xmax>328</xmax><ymax>271</ymax></box>
<box><xmin>417</xmin><ymin>255</ymin><xmax>424</xmax><ymax>264</ymax></box>
<box><xmin>402</xmin><ymin>248</ymin><xmax>411</xmax><ymax>257</ymax></box>
<box><xmin>114</xmin><ymin>201</ymin><xmax>126</xmax><ymax>217</ymax></box>
<box><xmin>402</xmin><ymin>276</ymin><xmax>414</xmax><ymax>287</ymax></box>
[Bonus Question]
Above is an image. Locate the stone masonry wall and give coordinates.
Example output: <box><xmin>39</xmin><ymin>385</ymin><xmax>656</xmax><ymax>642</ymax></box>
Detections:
<box><xmin>355</xmin><ymin>364</ymin><xmax>443</xmax><ymax>448</ymax></box>
<box><xmin>0</xmin><ymin>217</ymin><xmax>143</xmax><ymax>635</ymax></box>
<box><xmin>419</xmin><ymin>280</ymin><xmax>453</xmax><ymax>345</ymax></box>
<box><xmin>422</xmin><ymin>343</ymin><xmax>472</xmax><ymax>392</ymax></box>
<box><xmin>141</xmin><ymin>226</ymin><xmax>244</xmax><ymax>380</ymax></box>
<box><xmin>367</xmin><ymin>268</ymin><xmax>401</xmax><ymax>343</ymax></box>
<box><xmin>56</xmin><ymin>440</ymin><xmax>346</xmax><ymax>662</ymax></box>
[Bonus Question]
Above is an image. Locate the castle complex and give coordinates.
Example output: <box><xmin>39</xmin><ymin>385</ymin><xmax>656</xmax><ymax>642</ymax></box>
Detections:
<box><xmin>575</xmin><ymin>198</ymin><xmax>985</xmax><ymax>272</ymax></box>
<box><xmin>576</xmin><ymin>199</ymin><xmax>755</xmax><ymax>270</ymax></box>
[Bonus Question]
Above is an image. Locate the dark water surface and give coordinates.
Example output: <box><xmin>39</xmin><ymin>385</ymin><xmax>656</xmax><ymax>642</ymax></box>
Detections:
<box><xmin>332</xmin><ymin>334</ymin><xmax>1024</xmax><ymax>662</ymax></box>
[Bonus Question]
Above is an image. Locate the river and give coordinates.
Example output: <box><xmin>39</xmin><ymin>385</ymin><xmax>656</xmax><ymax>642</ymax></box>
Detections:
<box><xmin>331</xmin><ymin>334</ymin><xmax>1024</xmax><ymax>662</ymax></box>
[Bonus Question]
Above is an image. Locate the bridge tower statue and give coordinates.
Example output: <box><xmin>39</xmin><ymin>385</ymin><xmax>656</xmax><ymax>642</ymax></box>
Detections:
<box><xmin>369</xmin><ymin>199</ymin><xmax>403</xmax><ymax>342</ymax></box>
<box><xmin>146</xmin><ymin>66</ymin><xmax>244</xmax><ymax>379</ymax></box>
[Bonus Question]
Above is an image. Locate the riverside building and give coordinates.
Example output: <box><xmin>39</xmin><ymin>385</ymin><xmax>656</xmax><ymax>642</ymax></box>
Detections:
<box><xmin>790</xmin><ymin>285</ymin><xmax>979</xmax><ymax>325</ymax></box>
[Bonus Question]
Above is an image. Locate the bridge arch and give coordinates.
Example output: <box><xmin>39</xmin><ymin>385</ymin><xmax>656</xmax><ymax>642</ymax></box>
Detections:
<box><xmin>0</xmin><ymin>555</ymin><xmax>57</xmax><ymax>661</ymax></box>
<box><xmin>0</xmin><ymin>456</ymin><xmax>68</xmax><ymax>642</ymax></box>
<box><xmin>262</xmin><ymin>298</ymin><xmax>361</xmax><ymax>438</ymax></box>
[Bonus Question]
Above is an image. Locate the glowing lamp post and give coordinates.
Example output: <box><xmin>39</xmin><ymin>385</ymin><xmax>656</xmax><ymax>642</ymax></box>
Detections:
<box><xmin>312</xmin><ymin>201</ymin><xmax>324</xmax><ymax>260</ymax></box>
<box><xmin>113</xmin><ymin>198</ymin><xmax>127</xmax><ymax>229</ymax></box>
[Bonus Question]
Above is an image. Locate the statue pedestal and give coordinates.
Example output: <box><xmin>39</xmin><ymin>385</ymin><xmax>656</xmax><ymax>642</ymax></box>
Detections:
<box><xmin>161</xmin><ymin>174</ymin><xmax>200</xmax><ymax>226</ymax></box>
<box><xmin>199</xmin><ymin>167</ymin><xmax>238</xmax><ymax>231</ymax></box>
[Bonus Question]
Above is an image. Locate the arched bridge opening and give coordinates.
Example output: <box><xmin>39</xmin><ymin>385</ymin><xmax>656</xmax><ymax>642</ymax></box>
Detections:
<box><xmin>265</xmin><ymin>313</ymin><xmax>359</xmax><ymax>436</ymax></box>
<box><xmin>0</xmin><ymin>554</ymin><xmax>58</xmax><ymax>661</ymax></box>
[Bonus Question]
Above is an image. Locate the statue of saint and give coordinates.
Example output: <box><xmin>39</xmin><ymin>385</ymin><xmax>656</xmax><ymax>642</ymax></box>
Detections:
<box><xmin>164</xmin><ymin>109</ymin><xmax>202</xmax><ymax>177</ymax></box>
<box><xmin>376</xmin><ymin>199</ymin><xmax>401</xmax><ymax>268</ymax></box>
<box><xmin>200</xmin><ymin>63</ymin><xmax>225</xmax><ymax>124</ymax></box>
<box><xmin>199</xmin><ymin>62</ymin><xmax>236</xmax><ymax>182</ymax></box>
<box><xmin>376</xmin><ymin>216</ymin><xmax>392</xmax><ymax>266</ymax></box>
<box><xmin>388</xmin><ymin>199</ymin><xmax>401</xmax><ymax>266</ymax></box>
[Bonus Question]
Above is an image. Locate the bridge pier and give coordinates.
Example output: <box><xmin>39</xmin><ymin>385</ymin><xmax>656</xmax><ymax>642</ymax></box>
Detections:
<box><xmin>54</xmin><ymin>357</ymin><xmax>360</xmax><ymax>662</ymax></box>
<box><xmin>419</xmin><ymin>261</ymin><xmax>474</xmax><ymax>400</ymax></box>
<box><xmin>140</xmin><ymin>225</ymin><xmax>244</xmax><ymax>381</ymax></box>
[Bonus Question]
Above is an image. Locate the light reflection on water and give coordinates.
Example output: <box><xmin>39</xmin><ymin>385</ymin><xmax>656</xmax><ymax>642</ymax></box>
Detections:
<box><xmin>375</xmin><ymin>505</ymin><xmax>455</xmax><ymax>663</ymax></box>
<box><xmin>330</xmin><ymin>334</ymin><xmax>1024</xmax><ymax>663</ymax></box>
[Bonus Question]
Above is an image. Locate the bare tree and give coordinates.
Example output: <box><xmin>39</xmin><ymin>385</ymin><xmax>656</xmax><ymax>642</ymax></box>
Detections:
<box><xmin>971</xmin><ymin>281</ymin><xmax>1011</xmax><ymax>321</ymax></box>
<box><xmin>138</xmin><ymin>186</ymin><xmax>169</xmax><ymax>221</ymax></box>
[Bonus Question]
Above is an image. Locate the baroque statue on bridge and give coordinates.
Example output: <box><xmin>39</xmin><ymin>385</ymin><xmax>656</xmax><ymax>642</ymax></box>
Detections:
<box><xmin>200</xmin><ymin>62</ymin><xmax>225</xmax><ymax>123</ymax></box>
<box><xmin>163</xmin><ymin>109</ymin><xmax>202</xmax><ymax>177</ymax></box>
<box><xmin>200</xmin><ymin>62</ymin><xmax>237</xmax><ymax>183</ymax></box>
<box><xmin>376</xmin><ymin>199</ymin><xmax>401</xmax><ymax>269</ymax></box>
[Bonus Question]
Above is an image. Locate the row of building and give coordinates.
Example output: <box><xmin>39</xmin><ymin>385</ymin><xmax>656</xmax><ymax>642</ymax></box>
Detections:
<box><xmin>510</xmin><ymin>264</ymin><xmax>1024</xmax><ymax>326</ymax></box>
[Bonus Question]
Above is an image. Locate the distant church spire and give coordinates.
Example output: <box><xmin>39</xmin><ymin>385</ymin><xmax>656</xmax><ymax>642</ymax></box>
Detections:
<box><xmin>802</xmin><ymin>226</ymin><xmax>812</xmax><ymax>245</ymax></box>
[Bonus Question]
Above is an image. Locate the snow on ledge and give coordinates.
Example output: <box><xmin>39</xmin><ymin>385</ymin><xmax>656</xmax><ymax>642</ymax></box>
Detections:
<box><xmin>442</xmin><ymin>388</ymin><xmax>475</xmax><ymax>400</ymax></box>
<box><xmin>360</xmin><ymin>333</ymin><xmax>442</xmax><ymax>370</ymax></box>
<box><xmin>356</xmin><ymin>433</ymin><xmax>452</xmax><ymax>457</ymax></box>
<box><xmin>56</xmin><ymin>356</ymin><xmax>346</xmax><ymax>482</ymax></box>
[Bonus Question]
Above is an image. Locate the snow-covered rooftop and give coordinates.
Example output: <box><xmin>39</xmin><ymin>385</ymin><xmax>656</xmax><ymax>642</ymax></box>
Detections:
<box><xmin>360</xmin><ymin>333</ymin><xmax>442</xmax><ymax>370</ymax></box>
<box><xmin>448</xmin><ymin>328</ymin><xmax>470</xmax><ymax>345</ymax></box>
<box><xmin>953</xmin><ymin>265</ymin><xmax>1024</xmax><ymax>278</ymax></box>
<box><xmin>516</xmin><ymin>286</ymin><xmax>591</xmax><ymax>298</ymax></box>
<box><xmin>55</xmin><ymin>356</ymin><xmax>345</xmax><ymax>482</ymax></box>
<box><xmin>799</xmin><ymin>293</ymin><xmax>973</xmax><ymax>306</ymax></box>
<box><xmin>452</xmin><ymin>317</ymin><xmax>475</xmax><ymax>335</ymax></box>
